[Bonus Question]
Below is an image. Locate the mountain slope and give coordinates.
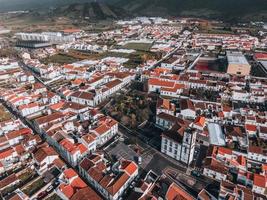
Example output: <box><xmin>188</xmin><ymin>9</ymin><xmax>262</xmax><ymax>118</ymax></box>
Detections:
<box><xmin>111</xmin><ymin>0</ymin><xmax>267</xmax><ymax>20</ymax></box>
<box><xmin>0</xmin><ymin>0</ymin><xmax>92</xmax><ymax>11</ymax></box>
<box><xmin>53</xmin><ymin>2</ymin><xmax>128</xmax><ymax>20</ymax></box>
<box><xmin>0</xmin><ymin>0</ymin><xmax>267</xmax><ymax>20</ymax></box>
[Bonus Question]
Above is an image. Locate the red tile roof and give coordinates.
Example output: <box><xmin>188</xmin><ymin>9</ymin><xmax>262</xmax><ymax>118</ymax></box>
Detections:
<box><xmin>6</xmin><ymin>128</ymin><xmax>32</xmax><ymax>140</ymax></box>
<box><xmin>148</xmin><ymin>78</ymin><xmax>175</xmax><ymax>88</ymax></box>
<box><xmin>64</xmin><ymin>168</ymin><xmax>78</xmax><ymax>179</ymax></box>
<box><xmin>107</xmin><ymin>172</ymin><xmax>130</xmax><ymax>195</ymax></box>
<box><xmin>0</xmin><ymin>148</ymin><xmax>15</xmax><ymax>159</ymax></box>
<box><xmin>70</xmin><ymin>187</ymin><xmax>102</xmax><ymax>200</ymax></box>
<box><xmin>253</xmin><ymin>174</ymin><xmax>266</xmax><ymax>188</ymax></box>
<box><xmin>166</xmin><ymin>182</ymin><xmax>194</xmax><ymax>200</ymax></box>
<box><xmin>120</xmin><ymin>160</ymin><xmax>138</xmax><ymax>176</ymax></box>
<box><xmin>254</xmin><ymin>53</ymin><xmax>267</xmax><ymax>60</ymax></box>
<box><xmin>245</xmin><ymin>124</ymin><xmax>257</xmax><ymax>132</ymax></box>
<box><xmin>60</xmin><ymin>184</ymin><xmax>75</xmax><ymax>199</ymax></box>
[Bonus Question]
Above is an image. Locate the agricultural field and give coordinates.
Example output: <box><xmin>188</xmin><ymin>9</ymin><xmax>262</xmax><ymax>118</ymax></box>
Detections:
<box><xmin>123</xmin><ymin>42</ymin><xmax>153</xmax><ymax>51</ymax></box>
<box><xmin>41</xmin><ymin>53</ymin><xmax>81</xmax><ymax>64</ymax></box>
<box><xmin>0</xmin><ymin>105</ymin><xmax>12</xmax><ymax>122</ymax></box>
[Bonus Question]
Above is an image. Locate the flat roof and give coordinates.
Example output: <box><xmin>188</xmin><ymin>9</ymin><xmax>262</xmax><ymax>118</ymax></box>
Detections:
<box><xmin>227</xmin><ymin>51</ymin><xmax>249</xmax><ymax>66</ymax></box>
<box><xmin>208</xmin><ymin>123</ymin><xmax>226</xmax><ymax>146</ymax></box>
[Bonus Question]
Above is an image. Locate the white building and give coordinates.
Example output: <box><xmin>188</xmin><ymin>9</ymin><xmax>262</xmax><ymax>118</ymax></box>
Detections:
<box><xmin>161</xmin><ymin>126</ymin><xmax>197</xmax><ymax>164</ymax></box>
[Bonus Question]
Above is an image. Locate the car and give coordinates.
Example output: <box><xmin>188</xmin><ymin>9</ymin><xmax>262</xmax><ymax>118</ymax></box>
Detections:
<box><xmin>52</xmin><ymin>180</ymin><xmax>60</xmax><ymax>187</ymax></box>
<box><xmin>37</xmin><ymin>191</ymin><xmax>47</xmax><ymax>199</ymax></box>
<box><xmin>191</xmin><ymin>170</ymin><xmax>201</xmax><ymax>177</ymax></box>
<box><xmin>46</xmin><ymin>185</ymin><xmax>54</xmax><ymax>193</ymax></box>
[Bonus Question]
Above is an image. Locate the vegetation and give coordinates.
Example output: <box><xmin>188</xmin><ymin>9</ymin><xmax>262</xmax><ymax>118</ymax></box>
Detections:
<box><xmin>106</xmin><ymin>90</ymin><xmax>156</xmax><ymax>129</ymax></box>
<box><xmin>41</xmin><ymin>53</ymin><xmax>80</xmax><ymax>64</ymax></box>
<box><xmin>18</xmin><ymin>169</ymin><xmax>37</xmax><ymax>184</ymax></box>
<box><xmin>45</xmin><ymin>194</ymin><xmax>62</xmax><ymax>200</ymax></box>
<box><xmin>123</xmin><ymin>43</ymin><xmax>152</xmax><ymax>52</ymax></box>
<box><xmin>124</xmin><ymin>51</ymin><xmax>161</xmax><ymax>69</ymax></box>
<box><xmin>22</xmin><ymin>178</ymin><xmax>45</xmax><ymax>196</ymax></box>
<box><xmin>113</xmin><ymin>0</ymin><xmax>267</xmax><ymax>21</ymax></box>
<box><xmin>1</xmin><ymin>184</ymin><xmax>20</xmax><ymax>196</ymax></box>
<box><xmin>0</xmin><ymin>105</ymin><xmax>12</xmax><ymax>122</ymax></box>
<box><xmin>189</xmin><ymin>88</ymin><xmax>220</xmax><ymax>102</ymax></box>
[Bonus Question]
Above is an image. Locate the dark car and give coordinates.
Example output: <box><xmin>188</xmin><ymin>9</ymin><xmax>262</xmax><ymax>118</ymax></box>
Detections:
<box><xmin>37</xmin><ymin>191</ymin><xmax>47</xmax><ymax>199</ymax></box>
<box><xmin>191</xmin><ymin>170</ymin><xmax>201</xmax><ymax>177</ymax></box>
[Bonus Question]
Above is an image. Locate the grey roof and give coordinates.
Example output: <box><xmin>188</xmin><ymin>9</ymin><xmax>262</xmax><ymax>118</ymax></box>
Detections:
<box><xmin>227</xmin><ymin>51</ymin><xmax>250</xmax><ymax>66</ymax></box>
<box><xmin>208</xmin><ymin>123</ymin><xmax>226</xmax><ymax>146</ymax></box>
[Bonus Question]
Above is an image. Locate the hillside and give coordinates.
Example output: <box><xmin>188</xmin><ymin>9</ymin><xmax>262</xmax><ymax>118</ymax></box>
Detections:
<box><xmin>110</xmin><ymin>0</ymin><xmax>267</xmax><ymax>21</ymax></box>
<box><xmin>0</xmin><ymin>0</ymin><xmax>267</xmax><ymax>21</ymax></box>
<box><xmin>52</xmin><ymin>2</ymin><xmax>128</xmax><ymax>20</ymax></box>
<box><xmin>0</xmin><ymin>0</ymin><xmax>91</xmax><ymax>11</ymax></box>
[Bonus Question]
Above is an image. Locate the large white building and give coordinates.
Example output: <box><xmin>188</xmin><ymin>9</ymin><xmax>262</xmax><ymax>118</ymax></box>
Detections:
<box><xmin>161</xmin><ymin>123</ymin><xmax>197</xmax><ymax>164</ymax></box>
<box><xmin>15</xmin><ymin>32</ymin><xmax>75</xmax><ymax>44</ymax></box>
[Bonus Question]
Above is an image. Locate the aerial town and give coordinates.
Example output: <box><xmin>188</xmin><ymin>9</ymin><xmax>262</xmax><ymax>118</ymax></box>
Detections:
<box><xmin>0</xmin><ymin>13</ymin><xmax>267</xmax><ymax>200</ymax></box>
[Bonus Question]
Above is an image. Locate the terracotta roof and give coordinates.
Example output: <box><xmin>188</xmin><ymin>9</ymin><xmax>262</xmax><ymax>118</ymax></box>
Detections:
<box><xmin>70</xmin><ymin>187</ymin><xmax>102</xmax><ymax>200</ymax></box>
<box><xmin>249</xmin><ymin>146</ymin><xmax>264</xmax><ymax>155</ymax></box>
<box><xmin>53</xmin><ymin>158</ymin><xmax>66</xmax><ymax>169</ymax></box>
<box><xmin>0</xmin><ymin>148</ymin><xmax>15</xmax><ymax>159</ymax></box>
<box><xmin>71</xmin><ymin>177</ymin><xmax>87</xmax><ymax>189</ymax></box>
<box><xmin>60</xmin><ymin>139</ymin><xmax>88</xmax><ymax>155</ymax></box>
<box><xmin>107</xmin><ymin>172</ymin><xmax>130</xmax><ymax>195</ymax></box>
<box><xmin>60</xmin><ymin>184</ymin><xmax>75</xmax><ymax>199</ymax></box>
<box><xmin>253</xmin><ymin>174</ymin><xmax>266</xmax><ymax>188</ymax></box>
<box><xmin>63</xmin><ymin>102</ymin><xmax>87</xmax><ymax>111</ymax></box>
<box><xmin>104</xmin><ymin>79</ymin><xmax>122</xmax><ymax>89</ymax></box>
<box><xmin>82</xmin><ymin>133</ymin><xmax>97</xmax><ymax>145</ymax></box>
<box><xmin>50</xmin><ymin>101</ymin><xmax>66</xmax><ymax>110</ymax></box>
<box><xmin>18</xmin><ymin>102</ymin><xmax>39</xmax><ymax>110</ymax></box>
<box><xmin>217</xmin><ymin>147</ymin><xmax>232</xmax><ymax>156</ymax></box>
<box><xmin>166</xmin><ymin>182</ymin><xmax>194</xmax><ymax>200</ymax></box>
<box><xmin>245</xmin><ymin>124</ymin><xmax>257</xmax><ymax>132</ymax></box>
<box><xmin>157</xmin><ymin>112</ymin><xmax>178</xmax><ymax>123</ymax></box>
<box><xmin>71</xmin><ymin>91</ymin><xmax>95</xmax><ymax>100</ymax></box>
<box><xmin>254</xmin><ymin>53</ymin><xmax>267</xmax><ymax>60</ymax></box>
<box><xmin>64</xmin><ymin>168</ymin><xmax>78</xmax><ymax>179</ymax></box>
<box><xmin>14</xmin><ymin>144</ymin><xmax>25</xmax><ymax>155</ymax></box>
<box><xmin>94</xmin><ymin>124</ymin><xmax>110</xmax><ymax>135</ymax></box>
<box><xmin>35</xmin><ymin>112</ymin><xmax>64</xmax><ymax>125</ymax></box>
<box><xmin>180</xmin><ymin>99</ymin><xmax>195</xmax><ymax>111</ymax></box>
<box><xmin>6</xmin><ymin>128</ymin><xmax>32</xmax><ymax>140</ymax></box>
<box><xmin>0</xmin><ymin>174</ymin><xmax>18</xmax><ymax>188</ymax></box>
<box><xmin>120</xmin><ymin>160</ymin><xmax>138</xmax><ymax>176</ymax></box>
<box><xmin>194</xmin><ymin>116</ymin><xmax>206</xmax><ymax>127</ymax></box>
<box><xmin>148</xmin><ymin>78</ymin><xmax>175</xmax><ymax>88</ymax></box>
<box><xmin>34</xmin><ymin>146</ymin><xmax>58</xmax><ymax>163</ymax></box>
<box><xmin>204</xmin><ymin>158</ymin><xmax>228</xmax><ymax>175</ymax></box>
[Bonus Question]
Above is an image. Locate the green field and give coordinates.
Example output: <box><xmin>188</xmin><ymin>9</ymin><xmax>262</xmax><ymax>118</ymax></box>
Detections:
<box><xmin>123</xmin><ymin>42</ymin><xmax>153</xmax><ymax>51</ymax></box>
<box><xmin>41</xmin><ymin>53</ymin><xmax>80</xmax><ymax>64</ymax></box>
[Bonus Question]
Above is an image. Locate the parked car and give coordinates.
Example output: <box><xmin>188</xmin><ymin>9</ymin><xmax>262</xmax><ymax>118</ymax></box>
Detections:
<box><xmin>37</xmin><ymin>191</ymin><xmax>47</xmax><ymax>199</ymax></box>
<box><xmin>46</xmin><ymin>185</ymin><xmax>54</xmax><ymax>193</ymax></box>
<box><xmin>191</xmin><ymin>170</ymin><xmax>201</xmax><ymax>177</ymax></box>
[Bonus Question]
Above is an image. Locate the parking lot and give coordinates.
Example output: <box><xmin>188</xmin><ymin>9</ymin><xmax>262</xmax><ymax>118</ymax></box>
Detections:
<box><xmin>105</xmin><ymin>140</ymin><xmax>155</xmax><ymax>170</ymax></box>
